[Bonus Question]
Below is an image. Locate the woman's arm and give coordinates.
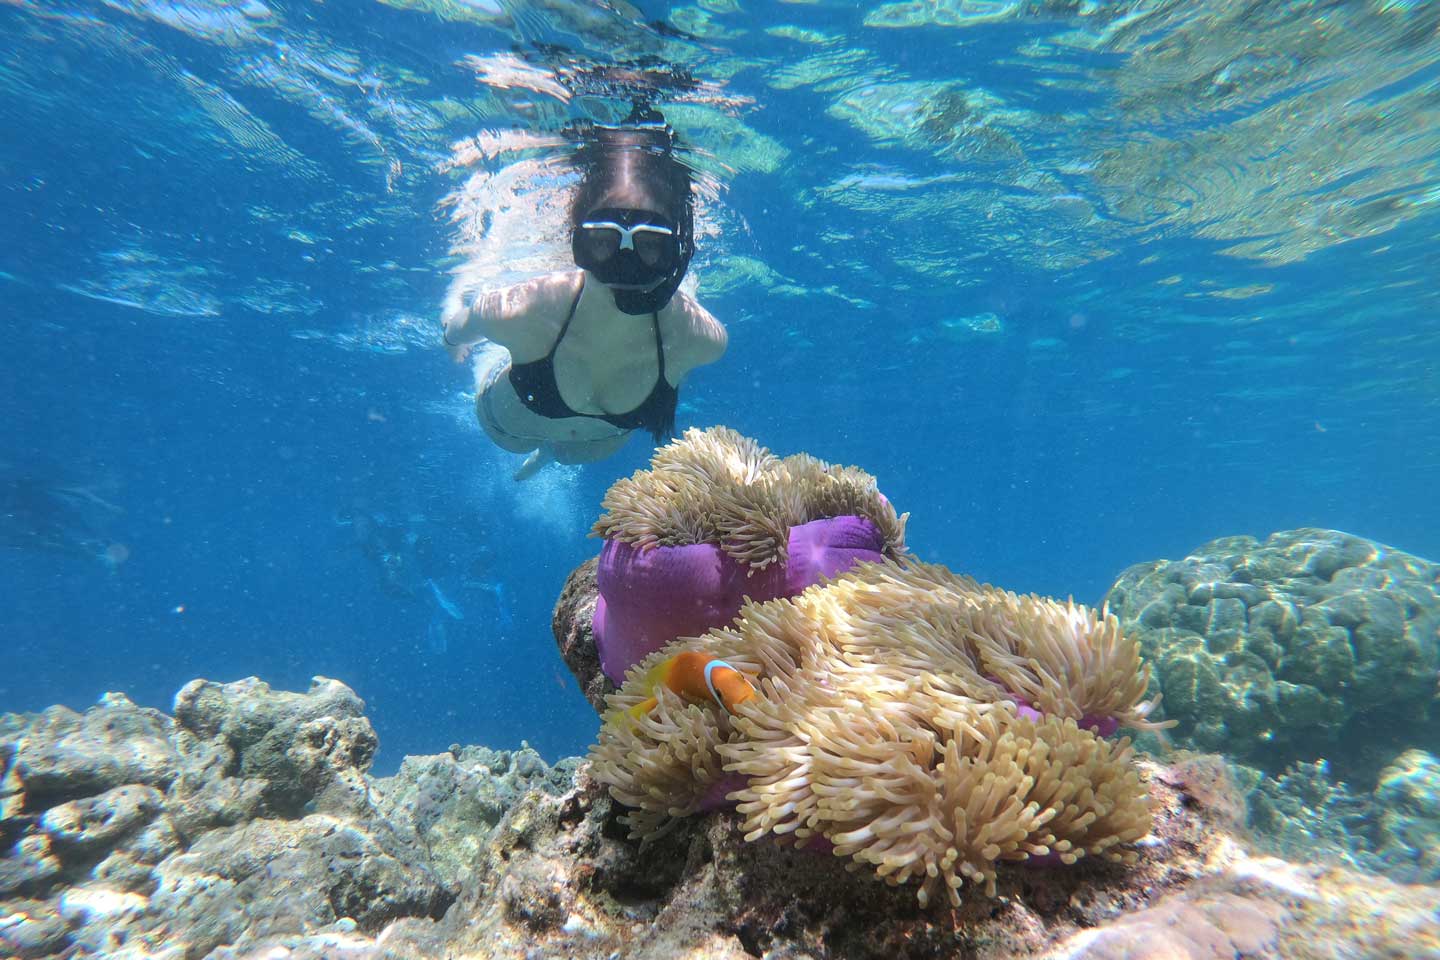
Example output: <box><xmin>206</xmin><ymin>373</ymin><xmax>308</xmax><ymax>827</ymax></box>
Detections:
<box><xmin>441</xmin><ymin>291</ymin><xmax>487</xmax><ymax>361</ymax></box>
<box><xmin>441</xmin><ymin>271</ymin><xmax>581</xmax><ymax>363</ymax></box>
<box><xmin>664</xmin><ymin>294</ymin><xmax>728</xmax><ymax>380</ymax></box>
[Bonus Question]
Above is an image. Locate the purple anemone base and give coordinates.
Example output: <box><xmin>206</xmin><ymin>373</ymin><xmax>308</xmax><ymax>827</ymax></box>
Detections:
<box><xmin>593</xmin><ymin>515</ymin><xmax>887</xmax><ymax>684</ymax></box>
<box><xmin>695</xmin><ymin>773</ymin><xmax>750</xmax><ymax>812</ymax></box>
<box><xmin>1011</xmin><ymin>701</ymin><xmax>1122</xmax><ymax>739</ymax></box>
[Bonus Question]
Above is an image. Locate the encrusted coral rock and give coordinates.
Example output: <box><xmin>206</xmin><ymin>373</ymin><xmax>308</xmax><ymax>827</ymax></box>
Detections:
<box><xmin>1048</xmin><ymin>889</ymin><xmax>1283</xmax><ymax>959</ymax></box>
<box><xmin>591</xmin><ymin>560</ymin><xmax>1169</xmax><ymax>908</ymax></box>
<box><xmin>0</xmin><ymin>677</ymin><xmax>455</xmax><ymax>959</ymax></box>
<box><xmin>38</xmin><ymin>785</ymin><xmax>163</xmax><ymax>854</ymax></box>
<box><xmin>551</xmin><ymin>557</ymin><xmax>609</xmax><ymax>710</ymax></box>
<box><xmin>5</xmin><ymin>679</ymin><xmax>1439</xmax><ymax>958</ymax></box>
<box><xmin>371</xmin><ymin>745</ymin><xmax>579</xmax><ymax>889</ymax></box>
<box><xmin>5</xmin><ymin>693</ymin><xmax>178</xmax><ymax>812</ymax></box>
<box><xmin>1373</xmin><ymin>748</ymin><xmax>1440</xmax><ymax>881</ymax></box>
<box><xmin>0</xmin><ymin>834</ymin><xmax>61</xmax><ymax>898</ymax></box>
<box><xmin>411</xmin><ymin>751</ymin><xmax>1440</xmax><ymax>960</ymax></box>
<box><xmin>1104</xmin><ymin>528</ymin><xmax>1440</xmax><ymax>779</ymax></box>
<box><xmin>589</xmin><ymin>427</ymin><xmax>910</xmax><ymax>684</ymax></box>
<box><xmin>146</xmin><ymin>812</ymin><xmax>450</xmax><ymax>942</ymax></box>
<box><xmin>173</xmin><ymin>676</ymin><xmax>376</xmax><ymax>816</ymax></box>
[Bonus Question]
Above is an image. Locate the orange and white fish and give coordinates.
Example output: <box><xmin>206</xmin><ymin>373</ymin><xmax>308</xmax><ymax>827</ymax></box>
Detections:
<box><xmin>627</xmin><ymin>650</ymin><xmax>758</xmax><ymax>719</ymax></box>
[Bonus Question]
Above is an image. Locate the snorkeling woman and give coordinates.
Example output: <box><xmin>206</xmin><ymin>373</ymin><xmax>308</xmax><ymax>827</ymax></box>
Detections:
<box><xmin>441</xmin><ymin>109</ymin><xmax>727</xmax><ymax>480</ymax></box>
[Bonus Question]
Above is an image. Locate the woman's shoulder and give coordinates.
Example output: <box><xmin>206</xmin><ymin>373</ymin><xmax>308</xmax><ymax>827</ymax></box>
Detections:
<box><xmin>490</xmin><ymin>270</ymin><xmax>584</xmax><ymax>317</ymax></box>
<box><xmin>478</xmin><ymin>270</ymin><xmax>583</xmax><ymax>357</ymax></box>
<box><xmin>664</xmin><ymin>290</ymin><xmax>724</xmax><ymax>333</ymax></box>
<box><xmin>662</xmin><ymin>290</ymin><xmax>727</xmax><ymax>368</ymax></box>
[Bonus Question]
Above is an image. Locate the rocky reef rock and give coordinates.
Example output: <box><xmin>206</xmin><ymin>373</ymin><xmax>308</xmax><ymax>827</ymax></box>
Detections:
<box><xmin>1373</xmin><ymin>747</ymin><xmax>1440</xmax><ymax>878</ymax></box>
<box><xmin>2</xmin><ymin>693</ymin><xmax>178</xmax><ymax>816</ymax></box>
<box><xmin>0</xmin><ymin>678</ymin><xmax>455</xmax><ymax>959</ymax></box>
<box><xmin>5</xmin><ymin>678</ymin><xmax>1439</xmax><ymax>959</ymax></box>
<box><xmin>1104</xmin><ymin>528</ymin><xmax>1440</xmax><ymax>781</ymax></box>
<box><xmin>372</xmin><ymin>743</ymin><xmax>579</xmax><ymax>890</ymax></box>
<box><xmin>1238</xmin><ymin>746</ymin><xmax>1440</xmax><ymax>886</ymax></box>
<box><xmin>172</xmin><ymin>676</ymin><xmax>378</xmax><ymax>819</ymax></box>
<box><xmin>552</xmin><ymin>556</ymin><xmax>610</xmax><ymax>711</ymax></box>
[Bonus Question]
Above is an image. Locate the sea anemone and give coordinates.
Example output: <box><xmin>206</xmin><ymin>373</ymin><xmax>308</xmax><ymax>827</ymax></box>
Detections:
<box><xmin>592</xmin><ymin>427</ymin><xmax>907</xmax><ymax>566</ymax></box>
<box><xmin>589</xmin><ymin>560</ymin><xmax>1166</xmax><ymax>907</ymax></box>
<box><xmin>589</xmin><ymin>427</ymin><xmax>909</xmax><ymax>682</ymax></box>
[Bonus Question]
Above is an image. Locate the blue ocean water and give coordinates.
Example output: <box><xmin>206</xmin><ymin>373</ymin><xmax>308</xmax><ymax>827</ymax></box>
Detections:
<box><xmin>2</xmin><ymin>0</ymin><xmax>1437</xmax><ymax>774</ymax></box>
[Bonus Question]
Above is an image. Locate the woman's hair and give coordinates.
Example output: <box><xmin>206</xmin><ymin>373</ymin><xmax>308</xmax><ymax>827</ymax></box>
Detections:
<box><xmin>570</xmin><ymin>123</ymin><xmax>692</xmax><ymax>223</ymax></box>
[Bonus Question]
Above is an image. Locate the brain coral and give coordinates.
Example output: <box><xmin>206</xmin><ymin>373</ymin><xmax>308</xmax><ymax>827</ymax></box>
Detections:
<box><xmin>1103</xmin><ymin>528</ymin><xmax>1440</xmax><ymax>779</ymax></box>
<box><xmin>589</xmin><ymin>560</ymin><xmax>1166</xmax><ymax>908</ymax></box>
<box><xmin>590</xmin><ymin>426</ymin><xmax>909</xmax><ymax>682</ymax></box>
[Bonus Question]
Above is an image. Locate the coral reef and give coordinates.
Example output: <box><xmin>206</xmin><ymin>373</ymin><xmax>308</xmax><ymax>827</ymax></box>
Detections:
<box><xmin>589</xmin><ymin>559</ymin><xmax>1169</xmax><ymax>908</ymax></box>
<box><xmin>0</xmin><ymin>678</ymin><xmax>458</xmax><ymax>958</ymax></box>
<box><xmin>5</xmin><ymin>678</ymin><xmax>1439</xmax><ymax>958</ymax></box>
<box><xmin>1236</xmin><ymin>747</ymin><xmax>1440</xmax><ymax>886</ymax></box>
<box><xmin>1103</xmin><ymin>528</ymin><xmax>1440</xmax><ymax>780</ymax></box>
<box><xmin>1373</xmin><ymin>748</ymin><xmax>1440</xmax><ymax>880</ymax></box>
<box><xmin>436</xmin><ymin>754</ymin><xmax>1440</xmax><ymax>959</ymax></box>
<box><xmin>590</xmin><ymin>427</ymin><xmax>910</xmax><ymax>683</ymax></box>
<box><xmin>372</xmin><ymin>743</ymin><xmax>579</xmax><ymax>890</ymax></box>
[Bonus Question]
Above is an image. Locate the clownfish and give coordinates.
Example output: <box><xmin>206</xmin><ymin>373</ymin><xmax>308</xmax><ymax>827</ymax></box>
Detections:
<box><xmin>627</xmin><ymin>650</ymin><xmax>758</xmax><ymax>719</ymax></box>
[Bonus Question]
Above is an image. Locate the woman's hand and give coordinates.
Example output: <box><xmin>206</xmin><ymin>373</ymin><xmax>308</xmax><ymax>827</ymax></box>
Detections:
<box><xmin>441</xmin><ymin>299</ymin><xmax>474</xmax><ymax>363</ymax></box>
<box><xmin>444</xmin><ymin>333</ymin><xmax>472</xmax><ymax>363</ymax></box>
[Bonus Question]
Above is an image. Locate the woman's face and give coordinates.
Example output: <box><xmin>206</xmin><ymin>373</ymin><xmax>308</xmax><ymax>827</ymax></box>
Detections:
<box><xmin>572</xmin><ymin>207</ymin><xmax>682</xmax><ymax>290</ymax></box>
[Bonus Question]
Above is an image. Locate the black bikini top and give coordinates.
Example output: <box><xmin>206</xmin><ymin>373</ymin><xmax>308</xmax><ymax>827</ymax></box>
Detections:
<box><xmin>508</xmin><ymin>277</ymin><xmax>678</xmax><ymax>443</ymax></box>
